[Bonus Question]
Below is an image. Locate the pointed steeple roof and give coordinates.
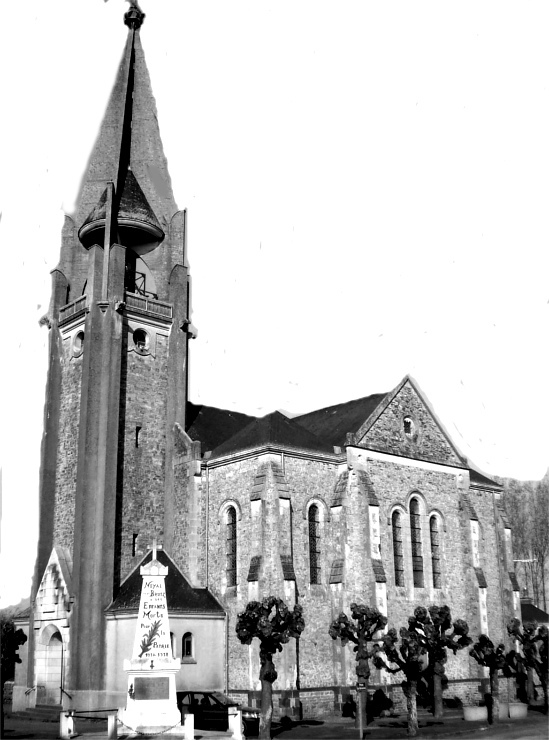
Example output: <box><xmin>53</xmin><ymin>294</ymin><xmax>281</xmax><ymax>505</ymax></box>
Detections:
<box><xmin>75</xmin><ymin>5</ymin><xmax>177</xmax><ymax>242</ymax></box>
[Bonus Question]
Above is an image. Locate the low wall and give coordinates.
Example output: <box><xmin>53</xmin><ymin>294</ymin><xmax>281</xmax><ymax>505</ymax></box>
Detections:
<box><xmin>228</xmin><ymin>677</ymin><xmax>517</xmax><ymax>720</ymax></box>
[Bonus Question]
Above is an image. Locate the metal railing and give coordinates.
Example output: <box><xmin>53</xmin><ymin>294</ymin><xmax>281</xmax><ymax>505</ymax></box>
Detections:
<box><xmin>125</xmin><ymin>292</ymin><xmax>172</xmax><ymax>319</ymax></box>
<box><xmin>59</xmin><ymin>296</ymin><xmax>87</xmax><ymax>323</ymax></box>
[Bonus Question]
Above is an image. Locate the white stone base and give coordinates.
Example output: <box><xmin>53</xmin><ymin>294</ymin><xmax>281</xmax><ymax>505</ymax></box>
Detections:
<box><xmin>121</xmin><ymin>662</ymin><xmax>182</xmax><ymax>735</ymax></box>
<box><xmin>12</xmin><ymin>686</ymin><xmax>37</xmax><ymax>712</ymax></box>
<box><xmin>119</xmin><ymin>702</ymin><xmax>182</xmax><ymax>735</ymax></box>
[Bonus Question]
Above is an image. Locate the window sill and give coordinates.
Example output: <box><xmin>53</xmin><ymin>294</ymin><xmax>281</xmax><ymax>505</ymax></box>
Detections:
<box><xmin>181</xmin><ymin>657</ymin><xmax>197</xmax><ymax>664</ymax></box>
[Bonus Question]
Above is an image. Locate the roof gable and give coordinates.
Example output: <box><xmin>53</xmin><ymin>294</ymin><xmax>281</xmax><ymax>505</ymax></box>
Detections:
<box><xmin>355</xmin><ymin>376</ymin><xmax>466</xmax><ymax>467</ymax></box>
<box><xmin>107</xmin><ymin>549</ymin><xmax>224</xmax><ymax>614</ymax></box>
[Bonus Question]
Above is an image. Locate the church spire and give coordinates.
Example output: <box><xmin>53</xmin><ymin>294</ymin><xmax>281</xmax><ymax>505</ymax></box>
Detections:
<box><xmin>76</xmin><ymin>1</ymin><xmax>177</xmax><ymax>248</ymax></box>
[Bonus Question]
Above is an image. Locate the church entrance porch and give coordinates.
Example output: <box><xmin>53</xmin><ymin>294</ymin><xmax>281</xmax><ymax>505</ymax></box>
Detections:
<box><xmin>36</xmin><ymin>625</ymin><xmax>65</xmax><ymax>705</ymax></box>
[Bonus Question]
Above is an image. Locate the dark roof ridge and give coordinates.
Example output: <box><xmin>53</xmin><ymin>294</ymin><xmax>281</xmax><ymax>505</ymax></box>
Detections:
<box><xmin>210</xmin><ymin>408</ymin><xmax>332</xmax><ymax>459</ymax></box>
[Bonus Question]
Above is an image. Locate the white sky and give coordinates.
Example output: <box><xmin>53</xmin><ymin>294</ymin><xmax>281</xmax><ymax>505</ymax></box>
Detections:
<box><xmin>1</xmin><ymin>0</ymin><xmax>548</xmax><ymax>607</ymax></box>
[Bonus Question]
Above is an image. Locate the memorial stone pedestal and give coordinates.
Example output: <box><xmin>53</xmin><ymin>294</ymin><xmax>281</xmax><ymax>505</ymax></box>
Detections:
<box><xmin>119</xmin><ymin>545</ymin><xmax>182</xmax><ymax>735</ymax></box>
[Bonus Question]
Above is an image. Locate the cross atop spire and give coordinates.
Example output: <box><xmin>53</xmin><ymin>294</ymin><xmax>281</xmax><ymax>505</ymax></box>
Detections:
<box><xmin>124</xmin><ymin>0</ymin><xmax>145</xmax><ymax>30</ymax></box>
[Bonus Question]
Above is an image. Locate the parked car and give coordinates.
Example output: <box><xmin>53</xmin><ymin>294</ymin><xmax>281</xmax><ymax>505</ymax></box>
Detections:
<box><xmin>176</xmin><ymin>690</ymin><xmax>260</xmax><ymax>736</ymax></box>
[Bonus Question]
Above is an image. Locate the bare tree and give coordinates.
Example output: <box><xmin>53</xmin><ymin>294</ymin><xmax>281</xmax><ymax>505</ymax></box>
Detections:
<box><xmin>503</xmin><ymin>473</ymin><xmax>549</xmax><ymax>611</ymax></box>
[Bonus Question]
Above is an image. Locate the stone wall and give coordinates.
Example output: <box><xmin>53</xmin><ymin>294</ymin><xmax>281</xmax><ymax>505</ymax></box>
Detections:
<box><xmin>53</xmin><ymin>330</ymin><xmax>83</xmax><ymax>551</ymax></box>
<box><xmin>118</xmin><ymin>329</ymin><xmax>170</xmax><ymax>581</ymax></box>
<box><xmin>202</xmin><ymin>438</ymin><xmax>515</xmax><ymax>706</ymax></box>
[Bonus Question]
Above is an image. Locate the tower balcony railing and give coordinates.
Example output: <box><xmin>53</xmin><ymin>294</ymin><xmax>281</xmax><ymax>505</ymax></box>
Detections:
<box><xmin>59</xmin><ymin>296</ymin><xmax>87</xmax><ymax>324</ymax></box>
<box><xmin>125</xmin><ymin>292</ymin><xmax>172</xmax><ymax>319</ymax></box>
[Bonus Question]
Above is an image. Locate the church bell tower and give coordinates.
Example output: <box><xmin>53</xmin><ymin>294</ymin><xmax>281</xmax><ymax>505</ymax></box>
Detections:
<box><xmin>29</xmin><ymin>3</ymin><xmax>192</xmax><ymax>706</ymax></box>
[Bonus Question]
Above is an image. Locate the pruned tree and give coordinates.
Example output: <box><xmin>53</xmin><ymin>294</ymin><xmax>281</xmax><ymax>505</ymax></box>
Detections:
<box><xmin>235</xmin><ymin>597</ymin><xmax>305</xmax><ymax>740</ymax></box>
<box><xmin>422</xmin><ymin>605</ymin><xmax>472</xmax><ymax>718</ymax></box>
<box><xmin>329</xmin><ymin>603</ymin><xmax>387</xmax><ymax>725</ymax></box>
<box><xmin>372</xmin><ymin>619</ymin><xmax>429</xmax><ymax>737</ymax></box>
<box><xmin>469</xmin><ymin>635</ymin><xmax>507</xmax><ymax>723</ymax></box>
<box><xmin>507</xmin><ymin>618</ymin><xmax>549</xmax><ymax>713</ymax></box>
<box><xmin>0</xmin><ymin>616</ymin><xmax>27</xmax><ymax>736</ymax></box>
<box><xmin>0</xmin><ymin>616</ymin><xmax>27</xmax><ymax>681</ymax></box>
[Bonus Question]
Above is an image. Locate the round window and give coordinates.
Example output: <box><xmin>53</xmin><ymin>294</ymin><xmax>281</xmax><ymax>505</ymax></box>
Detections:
<box><xmin>133</xmin><ymin>328</ymin><xmax>149</xmax><ymax>353</ymax></box>
<box><xmin>73</xmin><ymin>330</ymin><xmax>85</xmax><ymax>356</ymax></box>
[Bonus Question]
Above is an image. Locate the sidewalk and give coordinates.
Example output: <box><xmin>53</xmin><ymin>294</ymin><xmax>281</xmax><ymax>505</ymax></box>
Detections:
<box><xmin>3</xmin><ymin>707</ymin><xmax>548</xmax><ymax>740</ymax></box>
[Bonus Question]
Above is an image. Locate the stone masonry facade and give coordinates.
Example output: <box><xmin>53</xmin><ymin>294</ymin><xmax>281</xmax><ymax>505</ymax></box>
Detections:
<box><xmin>193</xmin><ymin>378</ymin><xmax>521</xmax><ymax>718</ymax></box>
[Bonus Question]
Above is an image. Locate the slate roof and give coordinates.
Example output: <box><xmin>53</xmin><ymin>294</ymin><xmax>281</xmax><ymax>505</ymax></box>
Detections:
<box><xmin>186</xmin><ymin>402</ymin><xmax>257</xmax><ymax>454</ymax></box>
<box><xmin>107</xmin><ymin>550</ymin><xmax>224</xmax><ymax>614</ymax></box>
<box><xmin>247</xmin><ymin>556</ymin><xmax>262</xmax><ymax>582</ymax></box>
<box><xmin>250</xmin><ymin>461</ymin><xmax>291</xmax><ymax>500</ymax></box>
<box><xmin>500</xmin><ymin>503</ymin><xmax>512</xmax><ymax>529</ymax></box>
<box><xmin>372</xmin><ymin>559</ymin><xmax>387</xmax><ymax>583</ymax></box>
<box><xmin>474</xmin><ymin>567</ymin><xmax>488</xmax><ymax>589</ymax></box>
<box><xmin>293</xmin><ymin>393</ymin><xmax>387</xmax><ymax>448</ymax></box>
<box><xmin>508</xmin><ymin>572</ymin><xmax>520</xmax><ymax>591</ymax></box>
<box><xmin>460</xmin><ymin>491</ymin><xmax>479</xmax><ymax>520</ymax></box>
<box><xmin>469</xmin><ymin>468</ymin><xmax>501</xmax><ymax>489</ymax></box>
<box><xmin>280</xmin><ymin>555</ymin><xmax>296</xmax><ymax>580</ymax></box>
<box><xmin>330</xmin><ymin>559</ymin><xmax>344</xmax><ymax>584</ymax></box>
<box><xmin>332</xmin><ymin>471</ymin><xmax>349</xmax><ymax>507</ymax></box>
<box><xmin>356</xmin><ymin>470</ymin><xmax>379</xmax><ymax>505</ymax></box>
<box><xmin>521</xmin><ymin>598</ymin><xmax>549</xmax><ymax>625</ymax></box>
<box><xmin>210</xmin><ymin>410</ymin><xmax>333</xmax><ymax>459</ymax></box>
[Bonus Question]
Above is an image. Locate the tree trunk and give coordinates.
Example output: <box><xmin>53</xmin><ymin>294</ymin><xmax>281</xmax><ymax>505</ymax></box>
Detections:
<box><xmin>540</xmin><ymin>674</ymin><xmax>548</xmax><ymax>715</ymax></box>
<box><xmin>489</xmin><ymin>668</ymin><xmax>499</xmax><ymax>724</ymax></box>
<box><xmin>433</xmin><ymin>667</ymin><xmax>444</xmax><ymax>718</ymax></box>
<box><xmin>406</xmin><ymin>680</ymin><xmax>419</xmax><ymax>737</ymax></box>
<box><xmin>355</xmin><ymin>681</ymin><xmax>368</xmax><ymax>734</ymax></box>
<box><xmin>259</xmin><ymin>672</ymin><xmax>274</xmax><ymax>740</ymax></box>
<box><xmin>526</xmin><ymin>667</ymin><xmax>535</xmax><ymax>705</ymax></box>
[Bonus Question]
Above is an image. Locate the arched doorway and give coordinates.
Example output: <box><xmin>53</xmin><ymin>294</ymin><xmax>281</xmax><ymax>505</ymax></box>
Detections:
<box><xmin>36</xmin><ymin>626</ymin><xmax>64</xmax><ymax>705</ymax></box>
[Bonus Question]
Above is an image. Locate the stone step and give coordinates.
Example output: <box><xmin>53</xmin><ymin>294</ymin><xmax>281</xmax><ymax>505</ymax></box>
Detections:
<box><xmin>16</xmin><ymin>704</ymin><xmax>63</xmax><ymax>722</ymax></box>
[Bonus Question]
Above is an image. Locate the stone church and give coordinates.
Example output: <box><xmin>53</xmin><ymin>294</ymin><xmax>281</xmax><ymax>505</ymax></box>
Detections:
<box><xmin>13</xmin><ymin>3</ymin><xmax>521</xmax><ymax>717</ymax></box>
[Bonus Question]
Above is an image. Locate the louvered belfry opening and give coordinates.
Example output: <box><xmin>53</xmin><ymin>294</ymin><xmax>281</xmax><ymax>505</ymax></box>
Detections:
<box><xmin>308</xmin><ymin>504</ymin><xmax>321</xmax><ymax>584</ymax></box>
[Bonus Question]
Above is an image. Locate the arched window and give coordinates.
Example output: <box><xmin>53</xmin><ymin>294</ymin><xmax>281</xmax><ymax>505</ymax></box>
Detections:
<box><xmin>392</xmin><ymin>511</ymin><xmax>405</xmax><ymax>586</ymax></box>
<box><xmin>430</xmin><ymin>516</ymin><xmax>441</xmax><ymax>589</ymax></box>
<box><xmin>308</xmin><ymin>504</ymin><xmax>321</xmax><ymax>584</ymax></box>
<box><xmin>410</xmin><ymin>498</ymin><xmax>424</xmax><ymax>587</ymax></box>
<box><xmin>226</xmin><ymin>506</ymin><xmax>237</xmax><ymax>587</ymax></box>
<box><xmin>182</xmin><ymin>632</ymin><xmax>193</xmax><ymax>659</ymax></box>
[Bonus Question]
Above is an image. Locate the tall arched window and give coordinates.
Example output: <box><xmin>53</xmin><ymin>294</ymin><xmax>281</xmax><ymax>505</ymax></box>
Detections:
<box><xmin>430</xmin><ymin>515</ymin><xmax>441</xmax><ymax>589</ymax></box>
<box><xmin>182</xmin><ymin>632</ymin><xmax>193</xmax><ymax>659</ymax></box>
<box><xmin>226</xmin><ymin>506</ymin><xmax>237</xmax><ymax>587</ymax></box>
<box><xmin>392</xmin><ymin>511</ymin><xmax>404</xmax><ymax>586</ymax></box>
<box><xmin>410</xmin><ymin>498</ymin><xmax>424</xmax><ymax>587</ymax></box>
<box><xmin>308</xmin><ymin>504</ymin><xmax>321</xmax><ymax>584</ymax></box>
